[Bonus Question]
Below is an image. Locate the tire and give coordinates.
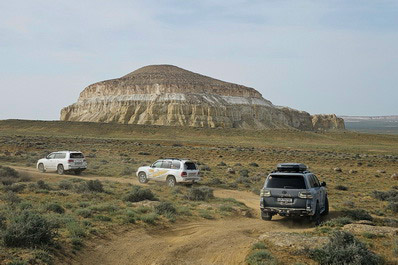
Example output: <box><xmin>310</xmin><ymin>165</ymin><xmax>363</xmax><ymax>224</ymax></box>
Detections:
<box><xmin>313</xmin><ymin>202</ymin><xmax>321</xmax><ymax>226</ymax></box>
<box><xmin>38</xmin><ymin>163</ymin><xmax>45</xmax><ymax>173</ymax></box>
<box><xmin>166</xmin><ymin>176</ymin><xmax>176</xmax><ymax>187</ymax></box>
<box><xmin>322</xmin><ymin>196</ymin><xmax>329</xmax><ymax>216</ymax></box>
<box><xmin>138</xmin><ymin>172</ymin><xmax>148</xmax><ymax>183</ymax></box>
<box><xmin>57</xmin><ymin>164</ymin><xmax>64</xmax><ymax>175</ymax></box>
<box><xmin>261</xmin><ymin>212</ymin><xmax>272</xmax><ymax>221</ymax></box>
<box><xmin>74</xmin><ymin>170</ymin><xmax>82</xmax><ymax>175</ymax></box>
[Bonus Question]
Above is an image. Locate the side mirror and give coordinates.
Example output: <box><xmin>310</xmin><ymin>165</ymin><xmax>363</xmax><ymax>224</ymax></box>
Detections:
<box><xmin>321</xmin><ymin>181</ymin><xmax>326</xmax><ymax>187</ymax></box>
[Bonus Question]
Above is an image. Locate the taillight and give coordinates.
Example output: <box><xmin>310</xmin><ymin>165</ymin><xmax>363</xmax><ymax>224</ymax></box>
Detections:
<box><xmin>299</xmin><ymin>191</ymin><xmax>313</xmax><ymax>199</ymax></box>
<box><xmin>68</xmin><ymin>159</ymin><xmax>74</xmax><ymax>163</ymax></box>
<box><xmin>260</xmin><ymin>189</ymin><xmax>271</xmax><ymax>197</ymax></box>
<box><xmin>181</xmin><ymin>172</ymin><xmax>187</xmax><ymax>177</ymax></box>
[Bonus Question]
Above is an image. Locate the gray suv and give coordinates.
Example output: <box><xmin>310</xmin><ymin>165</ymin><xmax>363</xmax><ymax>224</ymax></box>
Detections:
<box><xmin>260</xmin><ymin>163</ymin><xmax>329</xmax><ymax>225</ymax></box>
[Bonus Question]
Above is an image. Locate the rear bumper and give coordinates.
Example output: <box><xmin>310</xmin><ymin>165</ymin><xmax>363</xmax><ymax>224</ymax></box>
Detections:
<box><xmin>178</xmin><ymin>177</ymin><xmax>201</xmax><ymax>183</ymax></box>
<box><xmin>261</xmin><ymin>207</ymin><xmax>313</xmax><ymax>216</ymax></box>
<box><xmin>66</xmin><ymin>166</ymin><xmax>87</xmax><ymax>171</ymax></box>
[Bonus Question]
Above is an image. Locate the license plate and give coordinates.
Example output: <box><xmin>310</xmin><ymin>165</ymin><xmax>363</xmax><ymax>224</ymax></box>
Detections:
<box><xmin>277</xmin><ymin>198</ymin><xmax>293</xmax><ymax>203</ymax></box>
<box><xmin>188</xmin><ymin>173</ymin><xmax>196</xmax><ymax>177</ymax></box>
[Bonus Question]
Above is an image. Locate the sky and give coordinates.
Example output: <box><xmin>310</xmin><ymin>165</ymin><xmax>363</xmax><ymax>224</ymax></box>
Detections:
<box><xmin>0</xmin><ymin>0</ymin><xmax>397</xmax><ymax>120</ymax></box>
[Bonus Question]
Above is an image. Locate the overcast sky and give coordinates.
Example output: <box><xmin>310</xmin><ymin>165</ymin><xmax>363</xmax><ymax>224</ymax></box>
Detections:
<box><xmin>1</xmin><ymin>0</ymin><xmax>397</xmax><ymax>120</ymax></box>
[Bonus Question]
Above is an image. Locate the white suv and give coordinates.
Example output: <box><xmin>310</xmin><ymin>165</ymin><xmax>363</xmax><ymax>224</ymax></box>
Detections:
<box><xmin>37</xmin><ymin>151</ymin><xmax>87</xmax><ymax>175</ymax></box>
<box><xmin>136</xmin><ymin>158</ymin><xmax>200</xmax><ymax>187</ymax></box>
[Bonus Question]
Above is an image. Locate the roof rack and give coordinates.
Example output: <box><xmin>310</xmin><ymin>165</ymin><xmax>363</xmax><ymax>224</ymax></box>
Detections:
<box><xmin>276</xmin><ymin>163</ymin><xmax>309</xmax><ymax>173</ymax></box>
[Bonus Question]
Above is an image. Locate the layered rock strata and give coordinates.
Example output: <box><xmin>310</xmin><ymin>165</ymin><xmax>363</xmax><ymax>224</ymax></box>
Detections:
<box><xmin>61</xmin><ymin>65</ymin><xmax>344</xmax><ymax>130</ymax></box>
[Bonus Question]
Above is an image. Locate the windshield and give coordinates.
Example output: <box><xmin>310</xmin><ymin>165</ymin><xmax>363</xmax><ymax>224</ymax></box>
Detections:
<box><xmin>184</xmin><ymin>162</ymin><xmax>196</xmax><ymax>170</ymax></box>
<box><xmin>266</xmin><ymin>175</ymin><xmax>306</xmax><ymax>189</ymax></box>
<box><xmin>70</xmin><ymin>153</ymin><xmax>84</xmax><ymax>159</ymax></box>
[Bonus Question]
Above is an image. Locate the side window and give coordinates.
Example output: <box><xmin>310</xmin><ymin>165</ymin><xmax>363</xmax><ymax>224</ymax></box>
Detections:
<box><xmin>54</xmin><ymin>153</ymin><xmax>66</xmax><ymax>159</ymax></box>
<box><xmin>47</xmin><ymin>153</ymin><xmax>55</xmax><ymax>159</ymax></box>
<box><xmin>313</xmin><ymin>175</ymin><xmax>320</xmax><ymax>187</ymax></box>
<box><xmin>171</xmin><ymin>161</ymin><xmax>181</xmax><ymax>169</ymax></box>
<box><xmin>161</xmin><ymin>161</ymin><xmax>172</xmax><ymax>169</ymax></box>
<box><xmin>152</xmin><ymin>161</ymin><xmax>162</xmax><ymax>168</ymax></box>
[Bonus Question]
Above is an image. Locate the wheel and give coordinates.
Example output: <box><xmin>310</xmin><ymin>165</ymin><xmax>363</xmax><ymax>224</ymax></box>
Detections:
<box><xmin>261</xmin><ymin>212</ymin><xmax>272</xmax><ymax>221</ymax></box>
<box><xmin>38</xmin><ymin>163</ymin><xmax>45</xmax><ymax>173</ymax></box>
<box><xmin>166</xmin><ymin>176</ymin><xmax>176</xmax><ymax>187</ymax></box>
<box><xmin>57</xmin><ymin>164</ymin><xmax>64</xmax><ymax>175</ymax></box>
<box><xmin>313</xmin><ymin>202</ymin><xmax>321</xmax><ymax>226</ymax></box>
<box><xmin>74</xmin><ymin>170</ymin><xmax>82</xmax><ymax>175</ymax></box>
<box><xmin>321</xmin><ymin>196</ymin><xmax>329</xmax><ymax>216</ymax></box>
<box><xmin>138</xmin><ymin>172</ymin><xmax>148</xmax><ymax>183</ymax></box>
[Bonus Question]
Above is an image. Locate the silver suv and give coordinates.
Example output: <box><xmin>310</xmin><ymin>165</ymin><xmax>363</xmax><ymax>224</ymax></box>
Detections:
<box><xmin>260</xmin><ymin>163</ymin><xmax>329</xmax><ymax>225</ymax></box>
<box><xmin>37</xmin><ymin>151</ymin><xmax>87</xmax><ymax>175</ymax></box>
<box><xmin>136</xmin><ymin>158</ymin><xmax>200</xmax><ymax>187</ymax></box>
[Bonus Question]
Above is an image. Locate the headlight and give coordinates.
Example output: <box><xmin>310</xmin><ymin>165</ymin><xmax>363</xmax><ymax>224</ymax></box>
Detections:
<box><xmin>260</xmin><ymin>189</ymin><xmax>271</xmax><ymax>197</ymax></box>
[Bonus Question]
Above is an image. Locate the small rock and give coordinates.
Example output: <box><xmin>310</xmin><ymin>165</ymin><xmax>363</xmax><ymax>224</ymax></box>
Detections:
<box><xmin>227</xmin><ymin>168</ymin><xmax>235</xmax><ymax>174</ymax></box>
<box><xmin>349</xmin><ymin>170</ymin><xmax>357</xmax><ymax>174</ymax></box>
<box><xmin>334</xmin><ymin>167</ymin><xmax>342</xmax><ymax>172</ymax></box>
<box><xmin>377</xmin><ymin>170</ymin><xmax>386</xmax><ymax>174</ymax></box>
<box><xmin>392</xmin><ymin>173</ymin><xmax>398</xmax><ymax>180</ymax></box>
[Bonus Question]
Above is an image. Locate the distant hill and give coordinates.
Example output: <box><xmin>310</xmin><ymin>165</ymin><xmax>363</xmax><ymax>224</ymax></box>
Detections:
<box><xmin>340</xmin><ymin>115</ymin><xmax>398</xmax><ymax>134</ymax></box>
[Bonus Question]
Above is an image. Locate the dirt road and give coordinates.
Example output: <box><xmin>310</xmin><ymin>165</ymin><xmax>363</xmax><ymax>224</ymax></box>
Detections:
<box><xmin>12</xmin><ymin>166</ymin><xmax>314</xmax><ymax>265</ymax></box>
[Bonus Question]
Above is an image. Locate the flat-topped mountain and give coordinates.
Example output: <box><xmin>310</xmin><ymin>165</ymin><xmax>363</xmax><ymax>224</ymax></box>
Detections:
<box><xmin>60</xmin><ymin>64</ymin><xmax>344</xmax><ymax>130</ymax></box>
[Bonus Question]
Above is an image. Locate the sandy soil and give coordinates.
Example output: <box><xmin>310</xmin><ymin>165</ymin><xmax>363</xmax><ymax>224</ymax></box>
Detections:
<box><xmin>12</xmin><ymin>166</ymin><xmax>314</xmax><ymax>265</ymax></box>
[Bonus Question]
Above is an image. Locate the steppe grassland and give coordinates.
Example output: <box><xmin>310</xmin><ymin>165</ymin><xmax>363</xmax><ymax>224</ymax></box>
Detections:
<box><xmin>0</xmin><ymin>119</ymin><xmax>398</xmax><ymax>264</ymax></box>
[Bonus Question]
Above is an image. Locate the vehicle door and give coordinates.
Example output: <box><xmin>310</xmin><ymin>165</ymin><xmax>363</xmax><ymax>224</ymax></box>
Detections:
<box><xmin>53</xmin><ymin>153</ymin><xmax>65</xmax><ymax>169</ymax></box>
<box><xmin>309</xmin><ymin>175</ymin><xmax>322</xmax><ymax>206</ymax></box>
<box><xmin>45</xmin><ymin>153</ymin><xmax>56</xmax><ymax>170</ymax></box>
<box><xmin>313</xmin><ymin>175</ymin><xmax>324</xmax><ymax>207</ymax></box>
<box><xmin>159</xmin><ymin>161</ymin><xmax>172</xmax><ymax>181</ymax></box>
<box><xmin>148</xmin><ymin>161</ymin><xmax>163</xmax><ymax>180</ymax></box>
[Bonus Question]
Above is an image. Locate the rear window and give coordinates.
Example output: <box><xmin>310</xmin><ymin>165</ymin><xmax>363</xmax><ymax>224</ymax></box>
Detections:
<box><xmin>70</xmin><ymin>153</ymin><xmax>84</xmax><ymax>159</ymax></box>
<box><xmin>184</xmin><ymin>162</ymin><xmax>196</xmax><ymax>170</ymax></box>
<box><xmin>266</xmin><ymin>175</ymin><xmax>307</xmax><ymax>189</ymax></box>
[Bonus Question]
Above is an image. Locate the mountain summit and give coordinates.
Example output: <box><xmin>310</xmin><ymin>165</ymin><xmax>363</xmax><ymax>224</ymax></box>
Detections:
<box><xmin>60</xmin><ymin>65</ymin><xmax>344</xmax><ymax>130</ymax></box>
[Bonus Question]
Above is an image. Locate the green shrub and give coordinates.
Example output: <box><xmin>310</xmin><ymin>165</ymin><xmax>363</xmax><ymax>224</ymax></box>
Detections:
<box><xmin>309</xmin><ymin>231</ymin><xmax>384</xmax><ymax>265</ymax></box>
<box><xmin>76</xmin><ymin>209</ymin><xmax>92</xmax><ymax>218</ymax></box>
<box><xmin>94</xmin><ymin>215</ymin><xmax>112</xmax><ymax>222</ymax></box>
<box><xmin>0</xmin><ymin>213</ymin><xmax>6</xmax><ymax>229</ymax></box>
<box><xmin>3</xmin><ymin>210</ymin><xmax>55</xmax><ymax>247</ymax></box>
<box><xmin>240</xmin><ymin>169</ymin><xmax>249</xmax><ymax>178</ymax></box>
<box><xmin>246</xmin><ymin>250</ymin><xmax>276</xmax><ymax>265</ymax></box>
<box><xmin>155</xmin><ymin>201</ymin><xmax>177</xmax><ymax>215</ymax></box>
<box><xmin>373</xmin><ymin>190</ymin><xmax>398</xmax><ymax>202</ymax></box>
<box><xmin>252</xmin><ymin>242</ymin><xmax>267</xmax><ymax>250</ymax></box>
<box><xmin>66</xmin><ymin>221</ymin><xmax>86</xmax><ymax>238</ymax></box>
<box><xmin>321</xmin><ymin>217</ymin><xmax>353</xmax><ymax>227</ymax></box>
<box><xmin>335</xmin><ymin>185</ymin><xmax>348</xmax><ymax>191</ymax></box>
<box><xmin>37</xmin><ymin>180</ymin><xmax>50</xmax><ymax>190</ymax></box>
<box><xmin>342</xmin><ymin>209</ymin><xmax>373</xmax><ymax>221</ymax></box>
<box><xmin>124</xmin><ymin>210</ymin><xmax>136</xmax><ymax>224</ymax></box>
<box><xmin>387</xmin><ymin>202</ymin><xmax>398</xmax><ymax>213</ymax></box>
<box><xmin>199</xmin><ymin>209</ymin><xmax>214</xmax><ymax>219</ymax></box>
<box><xmin>58</xmin><ymin>180</ymin><xmax>73</xmax><ymax>190</ymax></box>
<box><xmin>2</xmin><ymin>191</ymin><xmax>22</xmax><ymax>205</ymax></box>
<box><xmin>139</xmin><ymin>213</ymin><xmax>158</xmax><ymax>224</ymax></box>
<box><xmin>249</xmin><ymin>162</ymin><xmax>259</xmax><ymax>167</ymax></box>
<box><xmin>120</xmin><ymin>167</ymin><xmax>134</xmax><ymax>176</ymax></box>
<box><xmin>0</xmin><ymin>165</ymin><xmax>19</xmax><ymax>178</ymax></box>
<box><xmin>186</xmin><ymin>186</ymin><xmax>214</xmax><ymax>201</ymax></box>
<box><xmin>2</xmin><ymin>183</ymin><xmax>26</xmax><ymax>193</ymax></box>
<box><xmin>46</xmin><ymin>203</ymin><xmax>65</xmax><ymax>214</ymax></box>
<box><xmin>124</xmin><ymin>186</ymin><xmax>156</xmax><ymax>202</ymax></box>
<box><xmin>87</xmin><ymin>180</ymin><xmax>104</xmax><ymax>192</ymax></box>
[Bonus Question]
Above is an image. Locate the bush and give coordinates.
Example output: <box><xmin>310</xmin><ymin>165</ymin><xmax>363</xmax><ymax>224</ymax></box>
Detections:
<box><xmin>249</xmin><ymin>162</ymin><xmax>259</xmax><ymax>167</ymax></box>
<box><xmin>3</xmin><ymin>210</ymin><xmax>55</xmax><ymax>247</ymax></box>
<box><xmin>94</xmin><ymin>215</ymin><xmax>112</xmax><ymax>222</ymax></box>
<box><xmin>87</xmin><ymin>180</ymin><xmax>104</xmax><ymax>192</ymax></box>
<box><xmin>200</xmin><ymin>165</ymin><xmax>211</xmax><ymax>171</ymax></box>
<box><xmin>373</xmin><ymin>190</ymin><xmax>398</xmax><ymax>202</ymax></box>
<box><xmin>46</xmin><ymin>203</ymin><xmax>65</xmax><ymax>214</ymax></box>
<box><xmin>186</xmin><ymin>186</ymin><xmax>214</xmax><ymax>201</ymax></box>
<box><xmin>240</xmin><ymin>169</ymin><xmax>249</xmax><ymax>178</ymax></box>
<box><xmin>139</xmin><ymin>213</ymin><xmax>158</xmax><ymax>224</ymax></box>
<box><xmin>2</xmin><ymin>183</ymin><xmax>26</xmax><ymax>193</ymax></box>
<box><xmin>37</xmin><ymin>180</ymin><xmax>50</xmax><ymax>190</ymax></box>
<box><xmin>246</xmin><ymin>250</ymin><xmax>276</xmax><ymax>265</ymax></box>
<box><xmin>124</xmin><ymin>186</ymin><xmax>156</xmax><ymax>202</ymax></box>
<box><xmin>387</xmin><ymin>202</ymin><xmax>398</xmax><ymax>213</ymax></box>
<box><xmin>0</xmin><ymin>213</ymin><xmax>6</xmax><ymax>229</ymax></box>
<box><xmin>120</xmin><ymin>167</ymin><xmax>134</xmax><ymax>176</ymax></box>
<box><xmin>0</xmin><ymin>165</ymin><xmax>19</xmax><ymax>178</ymax></box>
<box><xmin>76</xmin><ymin>209</ymin><xmax>92</xmax><ymax>218</ymax></box>
<box><xmin>309</xmin><ymin>231</ymin><xmax>384</xmax><ymax>265</ymax></box>
<box><xmin>335</xmin><ymin>185</ymin><xmax>348</xmax><ymax>191</ymax></box>
<box><xmin>58</xmin><ymin>180</ymin><xmax>73</xmax><ymax>190</ymax></box>
<box><xmin>2</xmin><ymin>191</ymin><xmax>21</xmax><ymax>205</ymax></box>
<box><xmin>321</xmin><ymin>217</ymin><xmax>353</xmax><ymax>227</ymax></box>
<box><xmin>342</xmin><ymin>209</ymin><xmax>373</xmax><ymax>221</ymax></box>
<box><xmin>252</xmin><ymin>242</ymin><xmax>267</xmax><ymax>250</ymax></box>
<box><xmin>155</xmin><ymin>201</ymin><xmax>177</xmax><ymax>215</ymax></box>
<box><xmin>217</xmin><ymin>161</ymin><xmax>227</xmax><ymax>167</ymax></box>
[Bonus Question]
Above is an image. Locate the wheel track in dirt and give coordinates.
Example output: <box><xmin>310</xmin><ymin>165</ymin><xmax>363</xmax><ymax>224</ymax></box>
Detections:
<box><xmin>10</xmin><ymin>166</ymin><xmax>314</xmax><ymax>265</ymax></box>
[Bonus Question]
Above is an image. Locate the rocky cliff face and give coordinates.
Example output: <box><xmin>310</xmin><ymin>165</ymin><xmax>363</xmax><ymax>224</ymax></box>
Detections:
<box><xmin>60</xmin><ymin>65</ymin><xmax>344</xmax><ymax>130</ymax></box>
